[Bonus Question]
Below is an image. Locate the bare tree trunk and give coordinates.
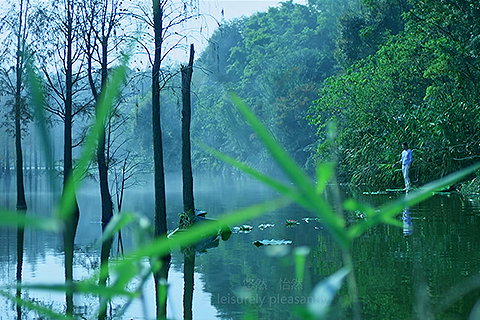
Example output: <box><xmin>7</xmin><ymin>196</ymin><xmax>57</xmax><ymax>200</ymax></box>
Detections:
<box><xmin>152</xmin><ymin>1</ymin><xmax>171</xmax><ymax>318</ymax></box>
<box><xmin>181</xmin><ymin>44</ymin><xmax>195</xmax><ymax>216</ymax></box>
<box><xmin>15</xmin><ymin>0</ymin><xmax>27</xmax><ymax>212</ymax></box>
<box><xmin>183</xmin><ymin>250</ymin><xmax>195</xmax><ymax>320</ymax></box>
<box><xmin>63</xmin><ymin>1</ymin><xmax>80</xmax><ymax>315</ymax></box>
<box><xmin>6</xmin><ymin>137</ymin><xmax>11</xmax><ymax>177</ymax></box>
<box><xmin>14</xmin><ymin>2</ymin><xmax>27</xmax><ymax>315</ymax></box>
<box><xmin>16</xmin><ymin>223</ymin><xmax>25</xmax><ymax>320</ymax></box>
<box><xmin>97</xmin><ymin>37</ymin><xmax>114</xmax><ymax>291</ymax></box>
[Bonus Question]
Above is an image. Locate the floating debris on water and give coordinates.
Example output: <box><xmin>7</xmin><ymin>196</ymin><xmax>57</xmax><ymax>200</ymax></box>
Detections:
<box><xmin>302</xmin><ymin>217</ymin><xmax>319</xmax><ymax>223</ymax></box>
<box><xmin>253</xmin><ymin>239</ymin><xmax>293</xmax><ymax>247</ymax></box>
<box><xmin>285</xmin><ymin>219</ymin><xmax>299</xmax><ymax>227</ymax></box>
<box><xmin>232</xmin><ymin>225</ymin><xmax>253</xmax><ymax>233</ymax></box>
<box><xmin>258</xmin><ymin>223</ymin><xmax>275</xmax><ymax>230</ymax></box>
<box><xmin>363</xmin><ymin>190</ymin><xmax>388</xmax><ymax>195</ymax></box>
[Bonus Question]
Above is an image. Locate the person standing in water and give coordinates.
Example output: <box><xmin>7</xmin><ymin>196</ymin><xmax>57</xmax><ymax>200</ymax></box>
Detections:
<box><xmin>394</xmin><ymin>142</ymin><xmax>413</xmax><ymax>190</ymax></box>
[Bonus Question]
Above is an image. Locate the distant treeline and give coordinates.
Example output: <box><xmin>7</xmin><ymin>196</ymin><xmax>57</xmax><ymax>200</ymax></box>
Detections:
<box><xmin>192</xmin><ymin>0</ymin><xmax>480</xmax><ymax>189</ymax></box>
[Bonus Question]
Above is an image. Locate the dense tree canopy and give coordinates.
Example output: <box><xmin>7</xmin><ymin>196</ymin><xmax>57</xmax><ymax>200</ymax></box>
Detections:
<box><xmin>193</xmin><ymin>0</ymin><xmax>353</xmax><ymax>172</ymax></box>
<box><xmin>309</xmin><ymin>0</ymin><xmax>480</xmax><ymax>187</ymax></box>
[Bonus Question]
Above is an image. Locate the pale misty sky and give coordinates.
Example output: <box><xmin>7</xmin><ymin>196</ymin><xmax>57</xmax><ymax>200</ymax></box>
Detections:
<box><xmin>175</xmin><ymin>0</ymin><xmax>308</xmax><ymax>60</ymax></box>
<box><xmin>203</xmin><ymin>0</ymin><xmax>308</xmax><ymax>20</ymax></box>
<box><xmin>0</xmin><ymin>0</ymin><xmax>307</xmax><ymax>62</ymax></box>
<box><xmin>163</xmin><ymin>0</ymin><xmax>307</xmax><ymax>62</ymax></box>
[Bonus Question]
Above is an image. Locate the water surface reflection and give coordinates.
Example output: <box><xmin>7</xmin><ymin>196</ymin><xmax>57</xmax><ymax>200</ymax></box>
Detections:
<box><xmin>1</xmin><ymin>175</ymin><xmax>480</xmax><ymax>319</ymax></box>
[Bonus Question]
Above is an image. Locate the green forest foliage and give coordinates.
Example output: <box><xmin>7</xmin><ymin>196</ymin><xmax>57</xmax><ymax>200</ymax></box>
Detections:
<box><xmin>121</xmin><ymin>0</ymin><xmax>479</xmax><ymax>189</ymax></box>
<box><xmin>193</xmin><ymin>0</ymin><xmax>353</xmax><ymax>173</ymax></box>
<box><xmin>310</xmin><ymin>0</ymin><xmax>480</xmax><ymax>187</ymax></box>
<box><xmin>192</xmin><ymin>0</ymin><xmax>479</xmax><ymax>187</ymax></box>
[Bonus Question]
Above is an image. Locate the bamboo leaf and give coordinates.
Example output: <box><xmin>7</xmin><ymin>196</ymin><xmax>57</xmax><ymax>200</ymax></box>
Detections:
<box><xmin>198</xmin><ymin>142</ymin><xmax>312</xmax><ymax>210</ymax></box>
<box><xmin>228</xmin><ymin>91</ymin><xmax>316</xmax><ymax>197</ymax></box>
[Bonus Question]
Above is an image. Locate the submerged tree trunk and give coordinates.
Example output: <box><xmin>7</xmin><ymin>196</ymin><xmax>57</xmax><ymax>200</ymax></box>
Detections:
<box><xmin>5</xmin><ymin>137</ymin><xmax>11</xmax><ymax>177</ymax></box>
<box><xmin>82</xmin><ymin>2</ymin><xmax>117</xmax><ymax>309</ymax></box>
<box><xmin>152</xmin><ymin>1</ymin><xmax>171</xmax><ymax>318</ymax></box>
<box><xmin>181</xmin><ymin>44</ymin><xmax>195</xmax><ymax>216</ymax></box>
<box><xmin>97</xmin><ymin>38</ymin><xmax>114</xmax><ymax>292</ymax></box>
<box><xmin>14</xmin><ymin>2</ymin><xmax>27</xmax><ymax>315</ymax></box>
<box><xmin>16</xmin><ymin>223</ymin><xmax>25</xmax><ymax>320</ymax></box>
<box><xmin>63</xmin><ymin>0</ymin><xmax>80</xmax><ymax>315</ymax></box>
<box><xmin>183</xmin><ymin>250</ymin><xmax>195</xmax><ymax>320</ymax></box>
<box><xmin>15</xmin><ymin>0</ymin><xmax>27</xmax><ymax>212</ymax></box>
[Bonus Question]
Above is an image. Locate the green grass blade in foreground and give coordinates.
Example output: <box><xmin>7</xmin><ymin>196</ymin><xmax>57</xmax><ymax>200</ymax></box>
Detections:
<box><xmin>56</xmin><ymin>55</ymin><xmax>129</xmax><ymax>220</ymax></box>
<box><xmin>316</xmin><ymin>162</ymin><xmax>335</xmax><ymax>194</ymax></box>
<box><xmin>0</xmin><ymin>290</ymin><xmax>72</xmax><ymax>320</ymax></box>
<box><xmin>228</xmin><ymin>92</ymin><xmax>316</xmax><ymax>195</ymax></box>
<box><xmin>199</xmin><ymin>142</ymin><xmax>313</xmax><ymax>210</ymax></box>
<box><xmin>348</xmin><ymin>161</ymin><xmax>480</xmax><ymax>239</ymax></box>
<box><xmin>95</xmin><ymin>211</ymin><xmax>136</xmax><ymax>248</ymax></box>
<box><xmin>0</xmin><ymin>209</ymin><xmax>61</xmax><ymax>231</ymax></box>
<box><xmin>228</xmin><ymin>92</ymin><xmax>348</xmax><ymax>247</ymax></box>
<box><xmin>123</xmin><ymin>197</ymin><xmax>291</xmax><ymax>261</ymax></box>
<box><xmin>294</xmin><ymin>247</ymin><xmax>310</xmax><ymax>282</ymax></box>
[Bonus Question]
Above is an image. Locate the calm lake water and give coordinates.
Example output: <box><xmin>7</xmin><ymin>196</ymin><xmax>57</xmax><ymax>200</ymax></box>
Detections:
<box><xmin>1</xmin><ymin>173</ymin><xmax>480</xmax><ymax>319</ymax></box>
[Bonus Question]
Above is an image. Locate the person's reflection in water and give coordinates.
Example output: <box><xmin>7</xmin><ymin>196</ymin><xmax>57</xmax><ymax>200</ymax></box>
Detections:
<box><xmin>402</xmin><ymin>207</ymin><xmax>413</xmax><ymax>236</ymax></box>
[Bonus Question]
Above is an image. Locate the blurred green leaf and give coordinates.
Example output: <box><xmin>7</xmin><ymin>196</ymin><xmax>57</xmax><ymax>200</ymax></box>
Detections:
<box><xmin>308</xmin><ymin>267</ymin><xmax>350</xmax><ymax>318</ymax></box>
<box><xmin>132</xmin><ymin>197</ymin><xmax>291</xmax><ymax>259</ymax></box>
<box><xmin>95</xmin><ymin>211</ymin><xmax>136</xmax><ymax>248</ymax></box>
<box><xmin>0</xmin><ymin>209</ymin><xmax>61</xmax><ymax>232</ymax></box>
<box><xmin>56</xmin><ymin>55</ymin><xmax>129</xmax><ymax>221</ymax></box>
<box><xmin>199</xmin><ymin>142</ymin><xmax>313</xmax><ymax>211</ymax></box>
<box><xmin>294</xmin><ymin>246</ymin><xmax>310</xmax><ymax>282</ymax></box>
<box><xmin>0</xmin><ymin>290</ymin><xmax>72</xmax><ymax>320</ymax></box>
<box><xmin>227</xmin><ymin>92</ymin><xmax>349</xmax><ymax>248</ymax></box>
<box><xmin>316</xmin><ymin>162</ymin><xmax>335</xmax><ymax>194</ymax></box>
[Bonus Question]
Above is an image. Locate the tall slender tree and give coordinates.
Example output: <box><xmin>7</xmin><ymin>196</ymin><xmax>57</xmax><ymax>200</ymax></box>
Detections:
<box><xmin>151</xmin><ymin>1</ymin><xmax>170</xmax><ymax>317</ymax></box>
<box><xmin>13</xmin><ymin>0</ymin><xmax>29</xmax><ymax>212</ymax></box>
<box><xmin>62</xmin><ymin>0</ymin><xmax>80</xmax><ymax>315</ymax></box>
<box><xmin>131</xmin><ymin>0</ymin><xmax>207</xmax><ymax>316</ymax></box>
<box><xmin>81</xmin><ymin>0</ymin><xmax>125</xmax><ymax>291</ymax></box>
<box><xmin>8</xmin><ymin>2</ymin><xmax>31</xmax><ymax>316</ymax></box>
<box><xmin>181</xmin><ymin>44</ymin><xmax>195</xmax><ymax>216</ymax></box>
<box><xmin>38</xmin><ymin>0</ymin><xmax>87</xmax><ymax>314</ymax></box>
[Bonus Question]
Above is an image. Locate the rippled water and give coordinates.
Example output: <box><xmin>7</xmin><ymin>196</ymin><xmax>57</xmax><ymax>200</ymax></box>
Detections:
<box><xmin>1</xmin><ymin>173</ymin><xmax>480</xmax><ymax>319</ymax></box>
